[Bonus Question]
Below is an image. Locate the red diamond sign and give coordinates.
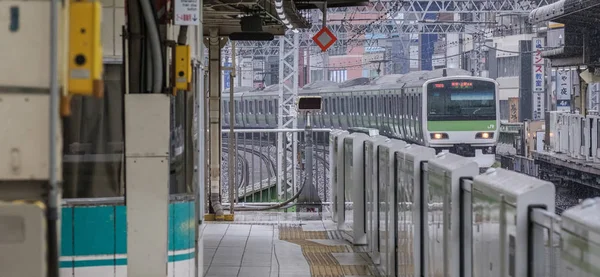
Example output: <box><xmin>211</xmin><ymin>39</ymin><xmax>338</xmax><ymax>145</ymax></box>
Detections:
<box><xmin>312</xmin><ymin>26</ymin><xmax>337</xmax><ymax>52</ymax></box>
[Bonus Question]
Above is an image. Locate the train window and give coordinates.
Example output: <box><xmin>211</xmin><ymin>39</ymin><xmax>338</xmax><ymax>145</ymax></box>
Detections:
<box><xmin>370</xmin><ymin>97</ymin><xmax>374</xmax><ymax>113</ymax></box>
<box><xmin>332</xmin><ymin>98</ymin><xmax>337</xmax><ymax>113</ymax></box>
<box><xmin>363</xmin><ymin>97</ymin><xmax>367</xmax><ymax>114</ymax></box>
<box><xmin>408</xmin><ymin>95</ymin><xmax>412</xmax><ymax>117</ymax></box>
<box><xmin>340</xmin><ymin>98</ymin><xmax>345</xmax><ymax>113</ymax></box>
<box><xmin>268</xmin><ymin>100</ymin><xmax>273</xmax><ymax>113</ymax></box>
<box><xmin>259</xmin><ymin>101</ymin><xmax>264</xmax><ymax>113</ymax></box>
<box><xmin>250</xmin><ymin>101</ymin><xmax>255</xmax><ymax>113</ymax></box>
<box><xmin>245</xmin><ymin>101</ymin><xmax>249</xmax><ymax>113</ymax></box>
<box><xmin>323</xmin><ymin>98</ymin><xmax>328</xmax><ymax>113</ymax></box>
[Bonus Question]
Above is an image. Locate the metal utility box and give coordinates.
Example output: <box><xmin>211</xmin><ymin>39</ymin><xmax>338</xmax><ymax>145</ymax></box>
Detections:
<box><xmin>376</xmin><ymin>139</ymin><xmax>406</xmax><ymax>276</ymax></box>
<box><xmin>427</xmin><ymin>152</ymin><xmax>478</xmax><ymax>277</ymax></box>
<box><xmin>396</xmin><ymin>144</ymin><xmax>436</xmax><ymax>277</ymax></box>
<box><xmin>0</xmin><ymin>1</ymin><xmax>66</xmax><ymax>89</ymax></box>
<box><xmin>364</xmin><ymin>136</ymin><xmax>390</xmax><ymax>264</ymax></box>
<box><xmin>0</xmin><ymin>201</ymin><xmax>47</xmax><ymax>277</ymax></box>
<box><xmin>472</xmin><ymin>168</ymin><xmax>555</xmax><ymax>277</ymax></box>
<box><xmin>341</xmin><ymin>133</ymin><xmax>370</xmax><ymax>245</ymax></box>
<box><xmin>332</xmin><ymin>130</ymin><xmax>350</xmax><ymax>225</ymax></box>
<box><xmin>560</xmin><ymin>197</ymin><xmax>600</xmax><ymax>277</ymax></box>
<box><xmin>0</xmin><ymin>94</ymin><xmax>61</xmax><ymax>180</ymax></box>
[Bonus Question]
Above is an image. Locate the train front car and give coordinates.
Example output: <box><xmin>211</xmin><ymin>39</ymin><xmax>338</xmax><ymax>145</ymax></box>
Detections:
<box><xmin>422</xmin><ymin>77</ymin><xmax>499</xmax><ymax>168</ymax></box>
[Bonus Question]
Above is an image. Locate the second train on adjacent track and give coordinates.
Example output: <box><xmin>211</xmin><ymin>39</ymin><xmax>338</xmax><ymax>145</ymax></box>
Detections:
<box><xmin>222</xmin><ymin>68</ymin><xmax>500</xmax><ymax>168</ymax></box>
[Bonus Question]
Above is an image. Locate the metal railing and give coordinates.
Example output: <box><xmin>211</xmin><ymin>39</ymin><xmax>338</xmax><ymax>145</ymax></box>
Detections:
<box><xmin>498</xmin><ymin>154</ymin><xmax>539</xmax><ymax>177</ymax></box>
<box><xmin>220</xmin><ymin>129</ymin><xmax>331</xmax><ymax>210</ymax></box>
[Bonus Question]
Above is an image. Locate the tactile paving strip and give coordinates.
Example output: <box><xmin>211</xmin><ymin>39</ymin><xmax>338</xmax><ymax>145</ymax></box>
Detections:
<box><xmin>278</xmin><ymin>225</ymin><xmax>376</xmax><ymax>277</ymax></box>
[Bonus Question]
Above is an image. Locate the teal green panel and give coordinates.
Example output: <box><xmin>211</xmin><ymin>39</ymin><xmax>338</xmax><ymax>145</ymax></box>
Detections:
<box><xmin>73</xmin><ymin>206</ymin><xmax>116</xmax><ymax>258</ymax></box>
<box><xmin>168</xmin><ymin>202</ymin><xmax>175</xmax><ymax>251</ymax></box>
<box><xmin>115</xmin><ymin>205</ymin><xmax>127</xmax><ymax>254</ymax></box>
<box><xmin>189</xmin><ymin>201</ymin><xmax>195</xmax><ymax>250</ymax></box>
<box><xmin>170</xmin><ymin>201</ymin><xmax>194</xmax><ymax>251</ymax></box>
<box><xmin>61</xmin><ymin>207</ymin><xmax>74</xmax><ymax>256</ymax></box>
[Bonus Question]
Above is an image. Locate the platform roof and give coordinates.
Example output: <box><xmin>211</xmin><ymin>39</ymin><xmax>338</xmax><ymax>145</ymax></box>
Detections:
<box><xmin>203</xmin><ymin>0</ymin><xmax>369</xmax><ymax>36</ymax></box>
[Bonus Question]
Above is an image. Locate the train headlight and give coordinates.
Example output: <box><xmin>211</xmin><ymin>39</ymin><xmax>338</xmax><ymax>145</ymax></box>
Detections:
<box><xmin>475</xmin><ymin>132</ymin><xmax>494</xmax><ymax>139</ymax></box>
<box><xmin>430</xmin><ymin>133</ymin><xmax>448</xmax><ymax>140</ymax></box>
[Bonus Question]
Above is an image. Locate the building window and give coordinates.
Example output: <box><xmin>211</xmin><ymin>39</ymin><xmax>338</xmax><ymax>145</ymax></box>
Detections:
<box><xmin>328</xmin><ymin>70</ymin><xmax>348</xmax><ymax>83</ymax></box>
<box><xmin>328</xmin><ymin>32</ymin><xmax>347</xmax><ymax>56</ymax></box>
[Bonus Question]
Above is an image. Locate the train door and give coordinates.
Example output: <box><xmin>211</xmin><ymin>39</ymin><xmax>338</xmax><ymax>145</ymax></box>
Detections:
<box><xmin>374</xmin><ymin>93</ymin><xmax>381</xmax><ymax>130</ymax></box>
<box><xmin>400</xmin><ymin>92</ymin><xmax>406</xmax><ymax>139</ymax></box>
<box><xmin>407</xmin><ymin>94</ymin><xmax>413</xmax><ymax>139</ymax></box>
<box><xmin>246</xmin><ymin>99</ymin><xmax>254</xmax><ymax>126</ymax></box>
<box><xmin>351</xmin><ymin>95</ymin><xmax>358</xmax><ymax>127</ymax></box>
<box><xmin>345</xmin><ymin>95</ymin><xmax>352</xmax><ymax>128</ymax></box>
<box><xmin>322</xmin><ymin>97</ymin><xmax>331</xmax><ymax>128</ymax></box>
<box><xmin>387</xmin><ymin>93</ymin><xmax>393</xmax><ymax>135</ymax></box>
<box><xmin>273</xmin><ymin>98</ymin><xmax>279</xmax><ymax>126</ymax></box>
<box><xmin>391</xmin><ymin>93</ymin><xmax>399</xmax><ymax>136</ymax></box>
<box><xmin>398</xmin><ymin>92</ymin><xmax>404</xmax><ymax>138</ymax></box>
<box><xmin>362</xmin><ymin>94</ymin><xmax>368</xmax><ymax>127</ymax></box>
<box><xmin>331</xmin><ymin>97</ymin><xmax>339</xmax><ymax>128</ymax></box>
<box><xmin>257</xmin><ymin>99</ymin><xmax>264</xmax><ymax>127</ymax></box>
<box><xmin>340</xmin><ymin>97</ymin><xmax>348</xmax><ymax>129</ymax></box>
<box><xmin>417</xmin><ymin>93</ymin><xmax>423</xmax><ymax>143</ymax></box>
<box><xmin>265</xmin><ymin>99</ymin><xmax>272</xmax><ymax>126</ymax></box>
<box><xmin>242</xmin><ymin>97</ymin><xmax>250</xmax><ymax>126</ymax></box>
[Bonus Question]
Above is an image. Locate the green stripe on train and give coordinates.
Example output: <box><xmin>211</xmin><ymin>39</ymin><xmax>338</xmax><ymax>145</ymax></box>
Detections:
<box><xmin>427</xmin><ymin>120</ymin><xmax>497</xmax><ymax>132</ymax></box>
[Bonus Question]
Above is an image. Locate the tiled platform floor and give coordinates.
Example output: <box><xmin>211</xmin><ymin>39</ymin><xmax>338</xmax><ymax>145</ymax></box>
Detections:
<box><xmin>201</xmin><ymin>212</ymin><xmax>379</xmax><ymax>277</ymax></box>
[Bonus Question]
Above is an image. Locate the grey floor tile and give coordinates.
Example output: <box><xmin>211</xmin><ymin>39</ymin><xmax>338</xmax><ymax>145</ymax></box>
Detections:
<box><xmin>242</xmin><ymin>253</ymin><xmax>272</xmax><ymax>267</ymax></box>
<box><xmin>331</xmin><ymin>253</ymin><xmax>369</xmax><ymax>266</ymax></box>
<box><xmin>205</xmin><ymin>266</ymin><xmax>239</xmax><ymax>277</ymax></box>
<box><xmin>204</xmin><ymin>248</ymin><xmax>217</xmax><ymax>265</ymax></box>
<box><xmin>220</xmin><ymin>236</ymin><xmax>249</xmax><ymax>247</ymax></box>
<box><xmin>244</xmin><ymin>243</ymin><xmax>273</xmax><ymax>254</ymax></box>
<box><xmin>238</xmin><ymin>266</ymin><xmax>271</xmax><ymax>277</ymax></box>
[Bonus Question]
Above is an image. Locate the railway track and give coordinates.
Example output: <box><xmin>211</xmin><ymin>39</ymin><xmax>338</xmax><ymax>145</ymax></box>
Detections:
<box><xmin>223</xmin><ymin>144</ymin><xmax>277</xmax><ymax>197</ymax></box>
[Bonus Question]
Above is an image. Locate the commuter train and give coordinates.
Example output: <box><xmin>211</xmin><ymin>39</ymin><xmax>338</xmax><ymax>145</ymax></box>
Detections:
<box><xmin>222</xmin><ymin>68</ymin><xmax>499</xmax><ymax>168</ymax></box>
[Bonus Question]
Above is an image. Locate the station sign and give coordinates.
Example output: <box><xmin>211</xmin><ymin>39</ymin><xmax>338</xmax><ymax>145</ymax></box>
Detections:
<box><xmin>174</xmin><ymin>0</ymin><xmax>200</xmax><ymax>25</ymax></box>
<box><xmin>312</xmin><ymin>27</ymin><xmax>337</xmax><ymax>52</ymax></box>
<box><xmin>532</xmin><ymin>37</ymin><xmax>545</xmax><ymax>92</ymax></box>
<box><xmin>556</xmin><ymin>68</ymin><xmax>572</xmax><ymax>112</ymax></box>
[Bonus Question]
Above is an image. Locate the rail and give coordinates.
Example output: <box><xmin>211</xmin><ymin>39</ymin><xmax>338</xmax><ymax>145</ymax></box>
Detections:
<box><xmin>219</xmin><ymin>129</ymin><xmax>331</xmax><ymax>210</ymax></box>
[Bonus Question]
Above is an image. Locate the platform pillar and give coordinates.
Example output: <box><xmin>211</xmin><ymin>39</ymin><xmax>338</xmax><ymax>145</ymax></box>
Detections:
<box><xmin>125</xmin><ymin>94</ymin><xmax>170</xmax><ymax>277</ymax></box>
<box><xmin>205</xmin><ymin>28</ymin><xmax>228</xmax><ymax>219</ymax></box>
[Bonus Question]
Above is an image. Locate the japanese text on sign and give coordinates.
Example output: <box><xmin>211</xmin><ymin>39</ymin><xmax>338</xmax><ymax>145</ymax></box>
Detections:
<box><xmin>533</xmin><ymin>91</ymin><xmax>545</xmax><ymax>120</ymax></box>
<box><xmin>174</xmin><ymin>0</ymin><xmax>200</xmax><ymax>26</ymax></box>
<box><xmin>509</xmin><ymin>97</ymin><xmax>519</xmax><ymax>123</ymax></box>
<box><xmin>532</xmin><ymin>37</ymin><xmax>545</xmax><ymax>92</ymax></box>
<box><xmin>556</xmin><ymin>68</ymin><xmax>571</xmax><ymax>111</ymax></box>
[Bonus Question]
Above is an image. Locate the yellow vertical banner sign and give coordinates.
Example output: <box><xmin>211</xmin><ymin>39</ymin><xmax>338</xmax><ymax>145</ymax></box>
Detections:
<box><xmin>509</xmin><ymin>97</ymin><xmax>519</xmax><ymax>123</ymax></box>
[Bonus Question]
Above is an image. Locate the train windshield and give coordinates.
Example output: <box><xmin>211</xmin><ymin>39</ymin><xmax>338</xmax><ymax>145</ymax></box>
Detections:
<box><xmin>426</xmin><ymin>80</ymin><xmax>496</xmax><ymax>121</ymax></box>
